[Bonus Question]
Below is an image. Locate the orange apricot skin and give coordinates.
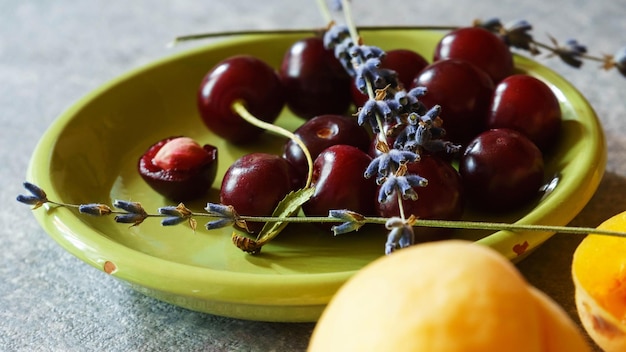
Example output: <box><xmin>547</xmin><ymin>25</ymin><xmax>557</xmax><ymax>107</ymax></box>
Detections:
<box><xmin>573</xmin><ymin>211</ymin><xmax>626</xmax><ymax>352</ymax></box>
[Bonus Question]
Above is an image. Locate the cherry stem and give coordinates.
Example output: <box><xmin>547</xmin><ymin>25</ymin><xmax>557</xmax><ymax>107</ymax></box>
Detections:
<box><xmin>232</xmin><ymin>100</ymin><xmax>314</xmax><ymax>188</ymax></box>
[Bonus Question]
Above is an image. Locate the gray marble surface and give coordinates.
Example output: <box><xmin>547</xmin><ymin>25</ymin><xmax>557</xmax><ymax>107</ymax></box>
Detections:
<box><xmin>2</xmin><ymin>1</ymin><xmax>625</xmax><ymax>351</ymax></box>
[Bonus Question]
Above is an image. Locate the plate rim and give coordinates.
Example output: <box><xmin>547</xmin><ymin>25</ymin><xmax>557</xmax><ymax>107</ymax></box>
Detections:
<box><xmin>25</xmin><ymin>28</ymin><xmax>606</xmax><ymax>320</ymax></box>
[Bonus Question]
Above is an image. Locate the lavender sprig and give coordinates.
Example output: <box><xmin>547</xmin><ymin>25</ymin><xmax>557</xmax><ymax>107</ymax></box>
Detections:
<box><xmin>475</xmin><ymin>17</ymin><xmax>626</xmax><ymax>75</ymax></box>
<box><xmin>18</xmin><ymin>183</ymin><xmax>626</xmax><ymax>250</ymax></box>
<box><xmin>322</xmin><ymin>7</ymin><xmax>461</xmax><ymax>250</ymax></box>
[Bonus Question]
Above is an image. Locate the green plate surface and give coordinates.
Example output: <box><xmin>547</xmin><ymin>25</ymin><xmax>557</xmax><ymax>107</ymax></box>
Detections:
<box><xmin>27</xmin><ymin>29</ymin><xmax>605</xmax><ymax>322</ymax></box>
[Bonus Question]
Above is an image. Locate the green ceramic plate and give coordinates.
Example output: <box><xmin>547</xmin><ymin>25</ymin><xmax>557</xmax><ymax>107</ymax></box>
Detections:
<box><xmin>26</xmin><ymin>29</ymin><xmax>605</xmax><ymax>322</ymax></box>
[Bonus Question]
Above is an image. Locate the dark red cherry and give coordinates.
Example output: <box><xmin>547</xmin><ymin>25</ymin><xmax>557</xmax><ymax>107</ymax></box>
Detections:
<box><xmin>376</xmin><ymin>155</ymin><xmax>464</xmax><ymax>241</ymax></box>
<box><xmin>302</xmin><ymin>145</ymin><xmax>377</xmax><ymax>224</ymax></box>
<box><xmin>197</xmin><ymin>55</ymin><xmax>285</xmax><ymax>144</ymax></box>
<box><xmin>459</xmin><ymin>128</ymin><xmax>544</xmax><ymax>211</ymax></box>
<box><xmin>279</xmin><ymin>37</ymin><xmax>352</xmax><ymax>119</ymax></box>
<box><xmin>352</xmin><ymin>49</ymin><xmax>430</xmax><ymax>107</ymax></box>
<box><xmin>487</xmin><ymin>74</ymin><xmax>562</xmax><ymax>151</ymax></box>
<box><xmin>283</xmin><ymin>114</ymin><xmax>371</xmax><ymax>180</ymax></box>
<box><xmin>434</xmin><ymin>26</ymin><xmax>514</xmax><ymax>83</ymax></box>
<box><xmin>220</xmin><ymin>153</ymin><xmax>300</xmax><ymax>234</ymax></box>
<box><xmin>138</xmin><ymin>136</ymin><xmax>218</xmax><ymax>201</ymax></box>
<box><xmin>412</xmin><ymin>59</ymin><xmax>495</xmax><ymax>146</ymax></box>
<box><xmin>384</xmin><ymin>49</ymin><xmax>430</xmax><ymax>89</ymax></box>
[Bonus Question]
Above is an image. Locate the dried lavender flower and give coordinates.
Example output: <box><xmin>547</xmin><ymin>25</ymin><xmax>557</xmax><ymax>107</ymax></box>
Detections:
<box><xmin>158</xmin><ymin>205</ymin><xmax>183</xmax><ymax>216</ymax></box>
<box><xmin>158</xmin><ymin>203</ymin><xmax>193</xmax><ymax>226</ymax></box>
<box><xmin>205</xmin><ymin>218</ymin><xmax>235</xmax><ymax>230</ymax></box>
<box><xmin>394</xmin><ymin>105</ymin><xmax>457</xmax><ymax>154</ymax></box>
<box><xmin>364</xmin><ymin>149</ymin><xmax>420</xmax><ymax>180</ymax></box>
<box><xmin>112</xmin><ymin>200</ymin><xmax>147</xmax><ymax>226</ymax></box>
<box><xmin>161</xmin><ymin>216</ymin><xmax>188</xmax><ymax>226</ymax></box>
<box><xmin>79</xmin><ymin>203</ymin><xmax>112</xmax><ymax>216</ymax></box>
<box><xmin>377</xmin><ymin>173</ymin><xmax>428</xmax><ymax>203</ymax></box>
<box><xmin>329</xmin><ymin>209</ymin><xmax>366</xmax><ymax>235</ymax></box>
<box><xmin>205</xmin><ymin>202</ymin><xmax>237</xmax><ymax>219</ymax></box>
<box><xmin>333</xmin><ymin>37</ymin><xmax>356</xmax><ymax>75</ymax></box>
<box><xmin>114</xmin><ymin>213</ymin><xmax>147</xmax><ymax>225</ymax></box>
<box><xmin>474</xmin><ymin>17</ymin><xmax>503</xmax><ymax>32</ymax></box>
<box><xmin>550</xmin><ymin>37</ymin><xmax>587</xmax><ymax>68</ymax></box>
<box><xmin>502</xmin><ymin>19</ymin><xmax>538</xmax><ymax>54</ymax></box>
<box><xmin>204</xmin><ymin>202</ymin><xmax>246</xmax><ymax>230</ymax></box>
<box><xmin>16</xmin><ymin>182</ymin><xmax>48</xmax><ymax>208</ymax></box>
<box><xmin>353</xmin><ymin>58</ymin><xmax>384</xmax><ymax>92</ymax></box>
<box><xmin>384</xmin><ymin>217</ymin><xmax>415</xmax><ymax>255</ymax></box>
<box><xmin>113</xmin><ymin>200</ymin><xmax>146</xmax><ymax>214</ymax></box>
<box><xmin>349</xmin><ymin>44</ymin><xmax>386</xmax><ymax>62</ymax></box>
<box><xmin>323</xmin><ymin>24</ymin><xmax>351</xmax><ymax>51</ymax></box>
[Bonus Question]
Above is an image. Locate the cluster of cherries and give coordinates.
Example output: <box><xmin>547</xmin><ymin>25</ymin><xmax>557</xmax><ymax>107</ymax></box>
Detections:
<box><xmin>138</xmin><ymin>24</ymin><xmax>562</xmax><ymax>242</ymax></box>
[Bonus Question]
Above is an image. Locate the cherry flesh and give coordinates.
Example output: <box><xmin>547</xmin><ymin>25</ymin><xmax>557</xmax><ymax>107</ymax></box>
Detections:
<box><xmin>487</xmin><ymin>74</ymin><xmax>562</xmax><ymax>151</ymax></box>
<box><xmin>220</xmin><ymin>153</ymin><xmax>300</xmax><ymax>234</ymax></box>
<box><xmin>459</xmin><ymin>128</ymin><xmax>545</xmax><ymax>211</ymax></box>
<box><xmin>283</xmin><ymin>114</ymin><xmax>371</xmax><ymax>180</ymax></box>
<box><xmin>279</xmin><ymin>37</ymin><xmax>352</xmax><ymax>119</ymax></box>
<box><xmin>197</xmin><ymin>55</ymin><xmax>285</xmax><ymax>144</ymax></box>
<box><xmin>138</xmin><ymin>136</ymin><xmax>218</xmax><ymax>202</ymax></box>
<box><xmin>433</xmin><ymin>26</ymin><xmax>514</xmax><ymax>83</ymax></box>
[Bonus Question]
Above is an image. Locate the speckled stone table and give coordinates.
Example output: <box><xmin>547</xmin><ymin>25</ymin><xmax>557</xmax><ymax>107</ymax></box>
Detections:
<box><xmin>2</xmin><ymin>1</ymin><xmax>625</xmax><ymax>351</ymax></box>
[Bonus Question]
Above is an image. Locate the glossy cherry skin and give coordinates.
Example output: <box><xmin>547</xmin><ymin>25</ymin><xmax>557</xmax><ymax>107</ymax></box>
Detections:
<box><xmin>487</xmin><ymin>74</ymin><xmax>562</xmax><ymax>151</ymax></box>
<box><xmin>352</xmin><ymin>49</ymin><xmax>430</xmax><ymax>107</ymax></box>
<box><xmin>138</xmin><ymin>136</ymin><xmax>218</xmax><ymax>201</ymax></box>
<box><xmin>220</xmin><ymin>153</ymin><xmax>300</xmax><ymax>234</ymax></box>
<box><xmin>434</xmin><ymin>26</ymin><xmax>514</xmax><ymax>83</ymax></box>
<box><xmin>279</xmin><ymin>37</ymin><xmax>352</xmax><ymax>119</ymax></box>
<box><xmin>376</xmin><ymin>155</ymin><xmax>465</xmax><ymax>242</ymax></box>
<box><xmin>412</xmin><ymin>59</ymin><xmax>495</xmax><ymax>146</ymax></box>
<box><xmin>283</xmin><ymin>114</ymin><xmax>371</xmax><ymax>180</ymax></box>
<box><xmin>302</xmin><ymin>145</ymin><xmax>377</xmax><ymax>225</ymax></box>
<box><xmin>198</xmin><ymin>55</ymin><xmax>285</xmax><ymax>144</ymax></box>
<box><xmin>459</xmin><ymin>128</ymin><xmax>545</xmax><ymax>211</ymax></box>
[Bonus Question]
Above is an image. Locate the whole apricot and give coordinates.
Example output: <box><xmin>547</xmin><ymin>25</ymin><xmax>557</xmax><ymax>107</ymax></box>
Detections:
<box><xmin>309</xmin><ymin>240</ymin><xmax>589</xmax><ymax>352</ymax></box>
